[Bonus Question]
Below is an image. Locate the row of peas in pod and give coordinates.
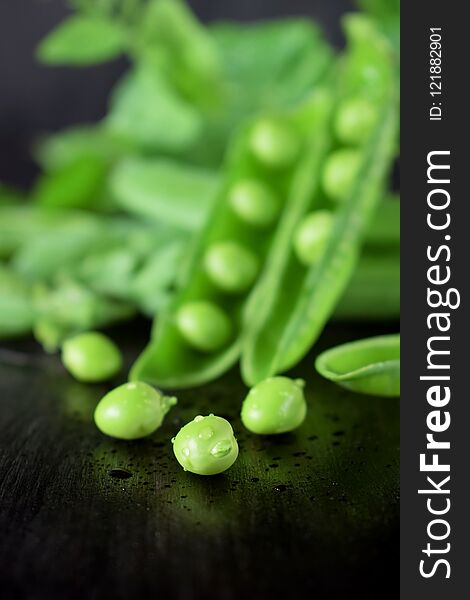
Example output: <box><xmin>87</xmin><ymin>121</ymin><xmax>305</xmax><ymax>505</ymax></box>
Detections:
<box><xmin>131</xmin><ymin>14</ymin><xmax>399</xmax><ymax>389</ymax></box>
<box><xmin>241</xmin><ymin>14</ymin><xmax>399</xmax><ymax>385</ymax></box>
<box><xmin>130</xmin><ymin>87</ymin><xmax>332</xmax><ymax>388</ymax></box>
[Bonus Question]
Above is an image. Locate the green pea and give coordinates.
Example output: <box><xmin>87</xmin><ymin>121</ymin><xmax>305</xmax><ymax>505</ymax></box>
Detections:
<box><xmin>94</xmin><ymin>381</ymin><xmax>177</xmax><ymax>440</ymax></box>
<box><xmin>322</xmin><ymin>149</ymin><xmax>362</xmax><ymax>202</ymax></box>
<box><xmin>250</xmin><ymin>118</ymin><xmax>300</xmax><ymax>169</ymax></box>
<box><xmin>172</xmin><ymin>414</ymin><xmax>239</xmax><ymax>475</ymax></box>
<box><xmin>293</xmin><ymin>210</ymin><xmax>334</xmax><ymax>266</ymax></box>
<box><xmin>334</xmin><ymin>97</ymin><xmax>377</xmax><ymax>145</ymax></box>
<box><xmin>61</xmin><ymin>331</ymin><xmax>122</xmax><ymax>382</ymax></box>
<box><xmin>176</xmin><ymin>301</ymin><xmax>232</xmax><ymax>353</ymax></box>
<box><xmin>204</xmin><ymin>241</ymin><xmax>259</xmax><ymax>294</ymax></box>
<box><xmin>229</xmin><ymin>179</ymin><xmax>281</xmax><ymax>228</ymax></box>
<box><xmin>241</xmin><ymin>376</ymin><xmax>307</xmax><ymax>435</ymax></box>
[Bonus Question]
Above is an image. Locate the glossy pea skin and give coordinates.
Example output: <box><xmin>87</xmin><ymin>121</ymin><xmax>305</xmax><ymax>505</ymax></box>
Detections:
<box><xmin>322</xmin><ymin>149</ymin><xmax>362</xmax><ymax>202</ymax></box>
<box><xmin>241</xmin><ymin>376</ymin><xmax>307</xmax><ymax>435</ymax></box>
<box><xmin>229</xmin><ymin>179</ymin><xmax>281</xmax><ymax>228</ymax></box>
<box><xmin>293</xmin><ymin>210</ymin><xmax>334</xmax><ymax>266</ymax></box>
<box><xmin>334</xmin><ymin>97</ymin><xmax>377</xmax><ymax>145</ymax></box>
<box><xmin>250</xmin><ymin>118</ymin><xmax>300</xmax><ymax>169</ymax></box>
<box><xmin>62</xmin><ymin>331</ymin><xmax>122</xmax><ymax>382</ymax></box>
<box><xmin>176</xmin><ymin>301</ymin><xmax>232</xmax><ymax>353</ymax></box>
<box><xmin>204</xmin><ymin>241</ymin><xmax>259</xmax><ymax>294</ymax></box>
<box><xmin>172</xmin><ymin>414</ymin><xmax>239</xmax><ymax>475</ymax></box>
<box><xmin>94</xmin><ymin>381</ymin><xmax>177</xmax><ymax>440</ymax></box>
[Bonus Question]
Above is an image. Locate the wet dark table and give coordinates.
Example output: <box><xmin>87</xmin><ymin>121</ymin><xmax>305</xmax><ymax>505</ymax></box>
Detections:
<box><xmin>0</xmin><ymin>322</ymin><xmax>399</xmax><ymax>600</ymax></box>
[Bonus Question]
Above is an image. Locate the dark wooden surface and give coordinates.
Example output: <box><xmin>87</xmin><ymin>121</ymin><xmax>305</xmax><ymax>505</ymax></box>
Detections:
<box><xmin>0</xmin><ymin>322</ymin><xmax>399</xmax><ymax>600</ymax></box>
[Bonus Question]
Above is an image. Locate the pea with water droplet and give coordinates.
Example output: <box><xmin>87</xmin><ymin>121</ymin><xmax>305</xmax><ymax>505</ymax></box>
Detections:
<box><xmin>172</xmin><ymin>414</ymin><xmax>239</xmax><ymax>475</ymax></box>
<box><xmin>94</xmin><ymin>381</ymin><xmax>177</xmax><ymax>440</ymax></box>
<box><xmin>241</xmin><ymin>376</ymin><xmax>307</xmax><ymax>435</ymax></box>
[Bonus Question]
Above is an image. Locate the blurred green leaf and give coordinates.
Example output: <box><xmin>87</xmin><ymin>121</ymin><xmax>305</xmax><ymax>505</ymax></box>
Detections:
<box><xmin>0</xmin><ymin>267</ymin><xmax>34</xmax><ymax>338</ymax></box>
<box><xmin>33</xmin><ymin>157</ymin><xmax>107</xmax><ymax>210</ymax></box>
<box><xmin>357</xmin><ymin>0</ymin><xmax>400</xmax><ymax>55</ymax></box>
<box><xmin>131</xmin><ymin>240</ymin><xmax>184</xmax><ymax>315</ymax></box>
<box><xmin>106</xmin><ymin>65</ymin><xmax>202</xmax><ymax>152</ymax></box>
<box><xmin>35</xmin><ymin>125</ymin><xmax>132</xmax><ymax>171</ymax></box>
<box><xmin>211</xmin><ymin>19</ymin><xmax>333</xmax><ymax>112</ymax></box>
<box><xmin>136</xmin><ymin>0</ymin><xmax>222</xmax><ymax>109</ymax></box>
<box><xmin>0</xmin><ymin>206</ymin><xmax>88</xmax><ymax>259</ymax></box>
<box><xmin>37</xmin><ymin>15</ymin><xmax>126</xmax><ymax>65</ymax></box>
<box><xmin>33</xmin><ymin>279</ymin><xmax>135</xmax><ymax>352</ymax></box>
<box><xmin>10</xmin><ymin>217</ymin><xmax>105</xmax><ymax>281</ymax></box>
<box><xmin>110</xmin><ymin>157</ymin><xmax>218</xmax><ymax>229</ymax></box>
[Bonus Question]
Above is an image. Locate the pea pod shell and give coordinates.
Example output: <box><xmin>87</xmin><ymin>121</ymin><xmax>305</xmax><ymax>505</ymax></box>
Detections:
<box><xmin>241</xmin><ymin>16</ymin><xmax>398</xmax><ymax>385</ymax></box>
<box><xmin>130</xmin><ymin>92</ymin><xmax>332</xmax><ymax>389</ymax></box>
<box><xmin>315</xmin><ymin>334</ymin><xmax>400</xmax><ymax>397</ymax></box>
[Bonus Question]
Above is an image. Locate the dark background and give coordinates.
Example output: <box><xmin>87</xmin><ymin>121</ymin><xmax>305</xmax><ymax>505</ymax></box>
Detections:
<box><xmin>0</xmin><ymin>0</ymin><xmax>353</xmax><ymax>188</ymax></box>
<box><xmin>0</xmin><ymin>3</ymin><xmax>402</xmax><ymax>600</ymax></box>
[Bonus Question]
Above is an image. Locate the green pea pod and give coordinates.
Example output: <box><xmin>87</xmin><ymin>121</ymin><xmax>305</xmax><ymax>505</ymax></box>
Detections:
<box><xmin>333</xmin><ymin>249</ymin><xmax>400</xmax><ymax>321</ymax></box>
<box><xmin>0</xmin><ymin>206</ymin><xmax>76</xmax><ymax>259</ymax></box>
<box><xmin>315</xmin><ymin>334</ymin><xmax>400</xmax><ymax>397</ymax></box>
<box><xmin>110</xmin><ymin>157</ymin><xmax>219</xmax><ymax>231</ymax></box>
<box><xmin>130</xmin><ymin>90</ymin><xmax>333</xmax><ymax>388</ymax></box>
<box><xmin>242</xmin><ymin>15</ymin><xmax>398</xmax><ymax>385</ymax></box>
<box><xmin>33</xmin><ymin>279</ymin><xmax>135</xmax><ymax>352</ymax></box>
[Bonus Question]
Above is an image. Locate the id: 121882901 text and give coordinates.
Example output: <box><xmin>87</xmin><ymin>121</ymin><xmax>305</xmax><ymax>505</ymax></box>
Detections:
<box><xmin>429</xmin><ymin>27</ymin><xmax>443</xmax><ymax>121</ymax></box>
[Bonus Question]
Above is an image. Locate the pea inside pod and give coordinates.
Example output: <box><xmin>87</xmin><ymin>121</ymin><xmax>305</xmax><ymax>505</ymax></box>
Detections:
<box><xmin>315</xmin><ymin>334</ymin><xmax>400</xmax><ymax>397</ymax></box>
<box><xmin>228</xmin><ymin>179</ymin><xmax>281</xmax><ymax>228</ymax></box>
<box><xmin>131</xmin><ymin>93</ymin><xmax>328</xmax><ymax>389</ymax></box>
<box><xmin>250</xmin><ymin>118</ymin><xmax>301</xmax><ymax>169</ymax></box>
<box><xmin>293</xmin><ymin>210</ymin><xmax>334</xmax><ymax>266</ymax></box>
<box><xmin>176</xmin><ymin>301</ymin><xmax>232</xmax><ymax>353</ymax></box>
<box><xmin>204</xmin><ymin>241</ymin><xmax>259</xmax><ymax>294</ymax></box>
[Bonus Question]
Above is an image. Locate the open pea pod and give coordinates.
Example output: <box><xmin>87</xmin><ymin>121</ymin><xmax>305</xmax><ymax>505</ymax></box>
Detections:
<box><xmin>130</xmin><ymin>90</ymin><xmax>333</xmax><ymax>388</ymax></box>
<box><xmin>315</xmin><ymin>334</ymin><xmax>400</xmax><ymax>397</ymax></box>
<box><xmin>241</xmin><ymin>14</ymin><xmax>398</xmax><ymax>385</ymax></box>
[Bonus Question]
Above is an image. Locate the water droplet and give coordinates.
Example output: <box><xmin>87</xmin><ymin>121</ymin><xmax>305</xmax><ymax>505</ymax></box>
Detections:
<box><xmin>171</xmin><ymin>437</ymin><xmax>175</xmax><ymax>443</ymax></box>
<box><xmin>273</xmin><ymin>484</ymin><xmax>288</xmax><ymax>493</ymax></box>
<box><xmin>108</xmin><ymin>468</ymin><xmax>132</xmax><ymax>480</ymax></box>
<box><xmin>210</xmin><ymin>440</ymin><xmax>232</xmax><ymax>458</ymax></box>
<box><xmin>194</xmin><ymin>415</ymin><xmax>204</xmax><ymax>422</ymax></box>
<box><xmin>182</xmin><ymin>447</ymin><xmax>190</xmax><ymax>457</ymax></box>
<box><xmin>198</xmin><ymin>426</ymin><xmax>214</xmax><ymax>440</ymax></box>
